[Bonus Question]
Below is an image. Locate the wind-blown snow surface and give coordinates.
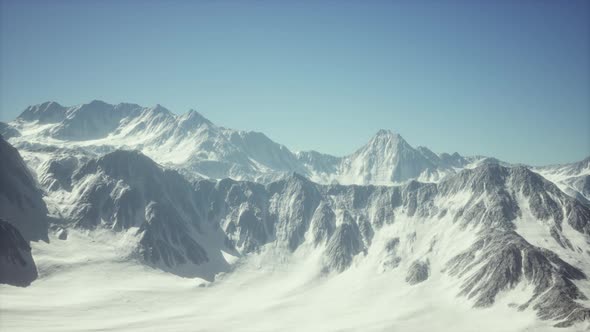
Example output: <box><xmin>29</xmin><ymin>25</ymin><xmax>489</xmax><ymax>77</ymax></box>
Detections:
<box><xmin>2</xmin><ymin>101</ymin><xmax>590</xmax><ymax>331</ymax></box>
<box><xmin>0</xmin><ymin>230</ymin><xmax>559</xmax><ymax>332</ymax></box>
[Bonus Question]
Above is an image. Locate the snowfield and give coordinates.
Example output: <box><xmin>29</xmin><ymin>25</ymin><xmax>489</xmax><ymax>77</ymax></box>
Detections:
<box><xmin>0</xmin><ymin>229</ymin><xmax>565</xmax><ymax>332</ymax></box>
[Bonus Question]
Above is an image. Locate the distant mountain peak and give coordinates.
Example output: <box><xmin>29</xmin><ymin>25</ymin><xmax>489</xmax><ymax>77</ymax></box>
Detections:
<box><xmin>371</xmin><ymin>129</ymin><xmax>404</xmax><ymax>142</ymax></box>
<box><xmin>373</xmin><ymin>129</ymin><xmax>401</xmax><ymax>139</ymax></box>
<box><xmin>147</xmin><ymin>103</ymin><xmax>172</xmax><ymax>115</ymax></box>
<box><xmin>364</xmin><ymin>129</ymin><xmax>409</xmax><ymax>153</ymax></box>
<box><xmin>152</xmin><ymin>103</ymin><xmax>167</xmax><ymax>111</ymax></box>
<box><xmin>39</xmin><ymin>101</ymin><xmax>63</xmax><ymax>108</ymax></box>
<box><xmin>86</xmin><ymin>99</ymin><xmax>109</xmax><ymax>107</ymax></box>
<box><xmin>178</xmin><ymin>108</ymin><xmax>212</xmax><ymax>128</ymax></box>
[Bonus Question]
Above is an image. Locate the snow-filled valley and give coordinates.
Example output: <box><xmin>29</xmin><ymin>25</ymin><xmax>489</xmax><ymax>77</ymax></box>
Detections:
<box><xmin>1</xmin><ymin>100</ymin><xmax>589</xmax><ymax>331</ymax></box>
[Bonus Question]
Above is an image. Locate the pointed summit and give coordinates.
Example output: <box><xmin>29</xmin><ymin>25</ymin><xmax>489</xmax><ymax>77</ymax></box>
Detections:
<box><xmin>341</xmin><ymin>129</ymin><xmax>437</xmax><ymax>184</ymax></box>
<box><xmin>86</xmin><ymin>99</ymin><xmax>109</xmax><ymax>107</ymax></box>
<box><xmin>364</xmin><ymin>129</ymin><xmax>410</xmax><ymax>154</ymax></box>
<box><xmin>178</xmin><ymin>109</ymin><xmax>212</xmax><ymax>129</ymax></box>
<box><xmin>40</xmin><ymin>101</ymin><xmax>63</xmax><ymax>108</ymax></box>
<box><xmin>374</xmin><ymin>129</ymin><xmax>398</xmax><ymax>137</ymax></box>
<box><xmin>148</xmin><ymin>104</ymin><xmax>173</xmax><ymax>115</ymax></box>
<box><xmin>152</xmin><ymin>103</ymin><xmax>167</xmax><ymax>111</ymax></box>
<box><xmin>370</xmin><ymin>129</ymin><xmax>405</xmax><ymax>143</ymax></box>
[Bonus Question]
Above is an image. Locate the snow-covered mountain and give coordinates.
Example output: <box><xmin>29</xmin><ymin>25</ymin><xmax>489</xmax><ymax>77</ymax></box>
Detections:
<box><xmin>48</xmin><ymin>149</ymin><xmax>235</xmax><ymax>280</ymax></box>
<box><xmin>1</xmin><ymin>100</ymin><xmax>590</xmax><ymax>331</ymax></box>
<box><xmin>325</xmin><ymin>129</ymin><xmax>457</xmax><ymax>184</ymax></box>
<box><xmin>6</xmin><ymin>100</ymin><xmax>482</xmax><ymax>186</ymax></box>
<box><xmin>535</xmin><ymin>157</ymin><xmax>590</xmax><ymax>205</ymax></box>
<box><xmin>7</xmin><ymin>101</ymin><xmax>307</xmax><ymax>183</ymax></box>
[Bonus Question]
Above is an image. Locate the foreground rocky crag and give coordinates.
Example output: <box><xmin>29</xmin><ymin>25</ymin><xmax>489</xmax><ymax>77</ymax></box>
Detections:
<box><xmin>0</xmin><ymin>135</ymin><xmax>49</xmax><ymax>242</ymax></box>
<box><xmin>0</xmin><ymin>218</ymin><xmax>38</xmax><ymax>287</ymax></box>
<box><xmin>0</xmin><ymin>135</ymin><xmax>49</xmax><ymax>287</ymax></box>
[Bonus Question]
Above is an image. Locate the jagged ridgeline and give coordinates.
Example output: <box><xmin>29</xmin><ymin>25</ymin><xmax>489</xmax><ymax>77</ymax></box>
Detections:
<box><xmin>3</xmin><ymin>100</ymin><xmax>491</xmax><ymax>185</ymax></box>
<box><xmin>1</xmin><ymin>101</ymin><xmax>589</xmax><ymax>329</ymax></box>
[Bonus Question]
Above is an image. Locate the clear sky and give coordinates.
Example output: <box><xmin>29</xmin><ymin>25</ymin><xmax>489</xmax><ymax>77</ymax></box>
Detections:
<box><xmin>1</xmin><ymin>0</ymin><xmax>589</xmax><ymax>165</ymax></box>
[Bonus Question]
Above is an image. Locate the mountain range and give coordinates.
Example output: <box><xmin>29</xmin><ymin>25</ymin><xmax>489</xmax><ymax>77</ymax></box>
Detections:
<box><xmin>0</xmin><ymin>100</ymin><xmax>589</xmax><ymax>331</ymax></box>
<box><xmin>2</xmin><ymin>100</ymin><xmax>491</xmax><ymax>185</ymax></box>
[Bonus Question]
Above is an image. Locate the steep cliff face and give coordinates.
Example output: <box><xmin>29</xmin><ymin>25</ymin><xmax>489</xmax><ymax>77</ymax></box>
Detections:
<box><xmin>0</xmin><ymin>135</ymin><xmax>49</xmax><ymax>242</ymax></box>
<box><xmin>48</xmin><ymin>150</ymin><xmax>232</xmax><ymax>280</ymax></box>
<box><xmin>446</xmin><ymin>231</ymin><xmax>589</xmax><ymax>327</ymax></box>
<box><xmin>156</xmin><ymin>163</ymin><xmax>588</xmax><ymax>327</ymax></box>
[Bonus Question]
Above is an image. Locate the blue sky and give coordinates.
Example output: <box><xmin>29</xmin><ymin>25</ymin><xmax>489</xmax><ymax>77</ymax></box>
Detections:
<box><xmin>1</xmin><ymin>0</ymin><xmax>589</xmax><ymax>165</ymax></box>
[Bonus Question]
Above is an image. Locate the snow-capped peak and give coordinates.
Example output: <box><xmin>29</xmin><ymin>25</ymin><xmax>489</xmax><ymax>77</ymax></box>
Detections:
<box><xmin>178</xmin><ymin>109</ymin><xmax>212</xmax><ymax>129</ymax></box>
<box><xmin>8</xmin><ymin>99</ymin><xmax>564</xmax><ymax>189</ymax></box>
<box><xmin>363</xmin><ymin>129</ymin><xmax>410</xmax><ymax>154</ymax></box>
<box><xmin>374</xmin><ymin>128</ymin><xmax>400</xmax><ymax>138</ymax></box>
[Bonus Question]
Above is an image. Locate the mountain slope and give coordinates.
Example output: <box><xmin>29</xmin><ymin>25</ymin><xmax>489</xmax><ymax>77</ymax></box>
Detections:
<box><xmin>330</xmin><ymin>130</ymin><xmax>453</xmax><ymax>184</ymax></box>
<box><xmin>180</xmin><ymin>163</ymin><xmax>590</xmax><ymax>327</ymax></box>
<box><xmin>50</xmin><ymin>149</ymin><xmax>233</xmax><ymax>280</ymax></box>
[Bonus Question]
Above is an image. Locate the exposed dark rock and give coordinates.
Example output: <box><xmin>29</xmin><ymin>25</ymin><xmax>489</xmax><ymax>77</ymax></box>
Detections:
<box><xmin>380</xmin><ymin>237</ymin><xmax>402</xmax><ymax>271</ymax></box>
<box><xmin>406</xmin><ymin>260</ymin><xmax>430</xmax><ymax>285</ymax></box>
<box><xmin>309</xmin><ymin>202</ymin><xmax>336</xmax><ymax>246</ymax></box>
<box><xmin>57</xmin><ymin>228</ymin><xmax>68</xmax><ymax>240</ymax></box>
<box><xmin>446</xmin><ymin>231</ymin><xmax>588</xmax><ymax>327</ymax></box>
<box><xmin>139</xmin><ymin>202</ymin><xmax>208</xmax><ymax>267</ymax></box>
<box><xmin>0</xmin><ymin>219</ymin><xmax>38</xmax><ymax>287</ymax></box>
<box><xmin>323</xmin><ymin>222</ymin><xmax>364</xmax><ymax>272</ymax></box>
<box><xmin>39</xmin><ymin>156</ymin><xmax>82</xmax><ymax>192</ymax></box>
<box><xmin>0</xmin><ymin>136</ymin><xmax>49</xmax><ymax>241</ymax></box>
